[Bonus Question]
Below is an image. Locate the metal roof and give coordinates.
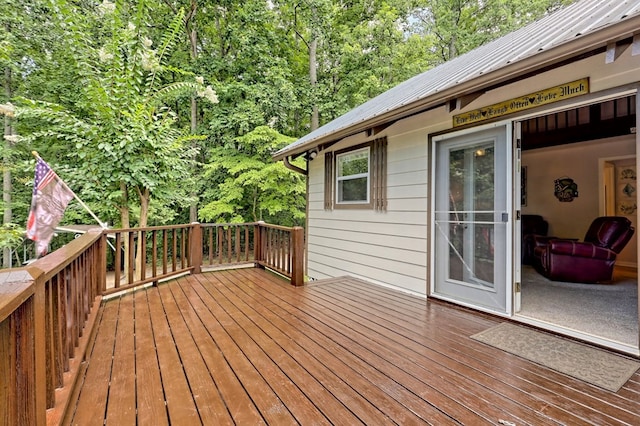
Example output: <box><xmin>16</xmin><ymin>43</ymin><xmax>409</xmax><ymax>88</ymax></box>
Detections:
<box><xmin>274</xmin><ymin>0</ymin><xmax>640</xmax><ymax>160</ymax></box>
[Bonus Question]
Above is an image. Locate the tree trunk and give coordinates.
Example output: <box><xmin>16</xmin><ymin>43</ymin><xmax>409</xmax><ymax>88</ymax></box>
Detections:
<box><xmin>3</xmin><ymin>66</ymin><xmax>13</xmax><ymax>268</ymax></box>
<box><xmin>310</xmin><ymin>37</ymin><xmax>319</xmax><ymax>131</ymax></box>
<box><xmin>189</xmin><ymin>95</ymin><xmax>198</xmax><ymax>223</ymax></box>
<box><xmin>449</xmin><ymin>34</ymin><xmax>457</xmax><ymax>59</ymax></box>
<box><xmin>188</xmin><ymin>1</ymin><xmax>199</xmax><ymax>223</ymax></box>
<box><xmin>120</xmin><ymin>182</ymin><xmax>130</xmax><ymax>282</ymax></box>
<box><xmin>135</xmin><ymin>187</ymin><xmax>150</xmax><ymax>281</ymax></box>
<box><xmin>309</xmin><ymin>12</ymin><xmax>319</xmax><ymax>131</ymax></box>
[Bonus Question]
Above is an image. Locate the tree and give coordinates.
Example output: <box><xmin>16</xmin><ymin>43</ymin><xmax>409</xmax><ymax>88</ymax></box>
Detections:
<box><xmin>200</xmin><ymin>126</ymin><xmax>305</xmax><ymax>226</ymax></box>
<box><xmin>410</xmin><ymin>0</ymin><xmax>574</xmax><ymax>62</ymax></box>
<box><xmin>13</xmin><ymin>0</ymin><xmax>218</xmax><ymax>230</ymax></box>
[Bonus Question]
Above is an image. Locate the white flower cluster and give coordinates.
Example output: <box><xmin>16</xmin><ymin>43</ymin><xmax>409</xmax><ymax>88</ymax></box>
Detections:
<box><xmin>141</xmin><ymin>51</ymin><xmax>160</xmax><ymax>71</ymax></box>
<box><xmin>98</xmin><ymin>46</ymin><xmax>114</xmax><ymax>63</ymax></box>
<box><xmin>195</xmin><ymin>77</ymin><xmax>218</xmax><ymax>103</ymax></box>
<box><xmin>3</xmin><ymin>134</ymin><xmax>21</xmax><ymax>143</ymax></box>
<box><xmin>0</xmin><ymin>102</ymin><xmax>15</xmax><ymax>116</ymax></box>
<box><xmin>98</xmin><ymin>0</ymin><xmax>116</xmax><ymax>15</ymax></box>
<box><xmin>197</xmin><ymin>85</ymin><xmax>219</xmax><ymax>104</ymax></box>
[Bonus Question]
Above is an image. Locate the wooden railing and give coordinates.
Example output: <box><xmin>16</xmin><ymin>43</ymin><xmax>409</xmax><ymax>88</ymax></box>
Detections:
<box><xmin>201</xmin><ymin>223</ymin><xmax>255</xmax><ymax>267</ymax></box>
<box><xmin>0</xmin><ymin>229</ymin><xmax>105</xmax><ymax>426</ymax></box>
<box><xmin>255</xmin><ymin>223</ymin><xmax>305</xmax><ymax>286</ymax></box>
<box><xmin>0</xmin><ymin>221</ymin><xmax>304</xmax><ymax>425</ymax></box>
<box><xmin>105</xmin><ymin>222</ymin><xmax>304</xmax><ymax>294</ymax></box>
<box><xmin>104</xmin><ymin>224</ymin><xmax>195</xmax><ymax>296</ymax></box>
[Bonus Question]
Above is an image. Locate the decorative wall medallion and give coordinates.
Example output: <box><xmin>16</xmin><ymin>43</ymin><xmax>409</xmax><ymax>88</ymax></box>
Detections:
<box><xmin>554</xmin><ymin>177</ymin><xmax>578</xmax><ymax>202</ymax></box>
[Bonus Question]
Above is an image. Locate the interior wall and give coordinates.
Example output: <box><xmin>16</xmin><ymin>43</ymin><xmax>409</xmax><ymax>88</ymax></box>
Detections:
<box><xmin>522</xmin><ymin>135</ymin><xmax>637</xmax><ymax>266</ymax></box>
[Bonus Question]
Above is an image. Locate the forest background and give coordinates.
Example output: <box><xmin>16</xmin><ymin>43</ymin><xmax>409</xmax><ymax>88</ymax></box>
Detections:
<box><xmin>0</xmin><ymin>0</ymin><xmax>573</xmax><ymax>266</ymax></box>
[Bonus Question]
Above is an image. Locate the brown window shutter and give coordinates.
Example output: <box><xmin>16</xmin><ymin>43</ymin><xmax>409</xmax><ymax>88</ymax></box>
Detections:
<box><xmin>372</xmin><ymin>137</ymin><xmax>387</xmax><ymax>211</ymax></box>
<box><xmin>324</xmin><ymin>151</ymin><xmax>333</xmax><ymax>210</ymax></box>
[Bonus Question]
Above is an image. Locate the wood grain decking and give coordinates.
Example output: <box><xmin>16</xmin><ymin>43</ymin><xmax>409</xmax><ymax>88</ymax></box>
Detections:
<box><xmin>64</xmin><ymin>268</ymin><xmax>640</xmax><ymax>425</ymax></box>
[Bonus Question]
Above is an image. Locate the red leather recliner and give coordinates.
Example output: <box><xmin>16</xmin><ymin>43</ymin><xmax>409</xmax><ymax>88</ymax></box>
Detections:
<box><xmin>533</xmin><ymin>216</ymin><xmax>634</xmax><ymax>283</ymax></box>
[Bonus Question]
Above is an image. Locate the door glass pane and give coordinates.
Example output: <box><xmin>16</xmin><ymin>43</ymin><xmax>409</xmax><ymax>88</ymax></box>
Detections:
<box><xmin>448</xmin><ymin>142</ymin><xmax>495</xmax><ymax>287</ymax></box>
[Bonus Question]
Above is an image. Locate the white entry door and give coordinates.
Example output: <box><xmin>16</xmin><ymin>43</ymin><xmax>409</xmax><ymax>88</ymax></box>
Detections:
<box><xmin>432</xmin><ymin>124</ymin><xmax>512</xmax><ymax>315</ymax></box>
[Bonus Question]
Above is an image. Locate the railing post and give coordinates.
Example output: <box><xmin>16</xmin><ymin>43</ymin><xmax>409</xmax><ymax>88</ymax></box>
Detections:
<box><xmin>190</xmin><ymin>222</ymin><xmax>203</xmax><ymax>275</ymax></box>
<box><xmin>291</xmin><ymin>226</ymin><xmax>305</xmax><ymax>286</ymax></box>
<box><xmin>1</xmin><ymin>268</ymin><xmax>47</xmax><ymax>425</ymax></box>
<box><xmin>31</xmin><ymin>268</ymin><xmax>47</xmax><ymax>426</ymax></box>
<box><xmin>99</xmin><ymin>232</ymin><xmax>108</xmax><ymax>294</ymax></box>
<box><xmin>254</xmin><ymin>222</ymin><xmax>264</xmax><ymax>269</ymax></box>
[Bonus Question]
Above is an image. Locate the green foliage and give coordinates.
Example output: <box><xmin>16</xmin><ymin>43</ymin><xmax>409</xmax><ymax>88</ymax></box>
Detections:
<box><xmin>2</xmin><ymin>0</ymin><xmax>579</xmax><ymax>237</ymax></box>
<box><xmin>200</xmin><ymin>126</ymin><xmax>305</xmax><ymax>226</ymax></box>
<box><xmin>0</xmin><ymin>223</ymin><xmax>24</xmax><ymax>251</ymax></box>
<box><xmin>410</xmin><ymin>0</ymin><xmax>574</xmax><ymax>62</ymax></box>
<box><xmin>13</xmin><ymin>0</ymin><xmax>218</xmax><ymax>227</ymax></box>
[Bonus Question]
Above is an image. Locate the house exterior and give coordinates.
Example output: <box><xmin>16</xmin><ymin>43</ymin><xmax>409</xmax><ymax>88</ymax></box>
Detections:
<box><xmin>274</xmin><ymin>0</ymin><xmax>640</xmax><ymax>355</ymax></box>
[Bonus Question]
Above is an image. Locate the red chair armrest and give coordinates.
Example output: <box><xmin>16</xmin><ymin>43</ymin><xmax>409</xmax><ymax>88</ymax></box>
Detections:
<box><xmin>548</xmin><ymin>240</ymin><xmax>615</xmax><ymax>260</ymax></box>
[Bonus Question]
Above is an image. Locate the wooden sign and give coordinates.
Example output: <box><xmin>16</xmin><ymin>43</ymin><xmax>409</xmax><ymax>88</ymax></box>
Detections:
<box><xmin>453</xmin><ymin>78</ymin><xmax>589</xmax><ymax>127</ymax></box>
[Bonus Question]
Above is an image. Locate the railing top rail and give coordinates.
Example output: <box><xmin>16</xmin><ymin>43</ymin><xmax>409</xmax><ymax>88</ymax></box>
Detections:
<box><xmin>200</xmin><ymin>222</ymin><xmax>259</xmax><ymax>228</ymax></box>
<box><xmin>256</xmin><ymin>222</ymin><xmax>300</xmax><ymax>232</ymax></box>
<box><xmin>199</xmin><ymin>222</ymin><xmax>301</xmax><ymax>232</ymax></box>
<box><xmin>28</xmin><ymin>229</ymin><xmax>103</xmax><ymax>282</ymax></box>
<box><xmin>103</xmin><ymin>223</ymin><xmax>196</xmax><ymax>234</ymax></box>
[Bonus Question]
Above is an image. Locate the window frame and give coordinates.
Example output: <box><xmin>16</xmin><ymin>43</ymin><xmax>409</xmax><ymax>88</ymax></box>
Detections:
<box><xmin>325</xmin><ymin>137</ymin><xmax>386</xmax><ymax>211</ymax></box>
<box><xmin>335</xmin><ymin>145</ymin><xmax>372</xmax><ymax>208</ymax></box>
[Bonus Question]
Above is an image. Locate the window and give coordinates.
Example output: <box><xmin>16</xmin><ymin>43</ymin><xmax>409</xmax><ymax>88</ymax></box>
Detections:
<box><xmin>337</xmin><ymin>148</ymin><xmax>370</xmax><ymax>204</ymax></box>
<box><xmin>324</xmin><ymin>137</ymin><xmax>387</xmax><ymax>211</ymax></box>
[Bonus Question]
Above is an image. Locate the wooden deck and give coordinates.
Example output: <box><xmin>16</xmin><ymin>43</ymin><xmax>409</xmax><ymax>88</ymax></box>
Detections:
<box><xmin>64</xmin><ymin>268</ymin><xmax>640</xmax><ymax>425</ymax></box>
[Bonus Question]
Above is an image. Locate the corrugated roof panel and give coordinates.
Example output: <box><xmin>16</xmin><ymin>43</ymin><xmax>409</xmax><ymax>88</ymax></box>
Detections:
<box><xmin>275</xmin><ymin>0</ymin><xmax>640</xmax><ymax>158</ymax></box>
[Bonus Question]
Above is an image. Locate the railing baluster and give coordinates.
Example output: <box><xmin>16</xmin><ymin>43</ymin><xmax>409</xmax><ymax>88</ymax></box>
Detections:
<box><xmin>128</xmin><ymin>232</ymin><xmax>135</xmax><ymax>284</ymax></box>
<box><xmin>181</xmin><ymin>228</ymin><xmax>187</xmax><ymax>269</ymax></box>
<box><xmin>163</xmin><ymin>230</ymin><xmax>168</xmax><ymax>276</ymax></box>
<box><xmin>235</xmin><ymin>226</ymin><xmax>240</xmax><ymax>263</ymax></box>
<box><xmin>245</xmin><ymin>226</ymin><xmax>250</xmax><ymax>261</ymax></box>
<box><xmin>217</xmin><ymin>227</ymin><xmax>223</xmax><ymax>265</ymax></box>
<box><xmin>114</xmin><ymin>232</ymin><xmax>122</xmax><ymax>291</ymax></box>
<box><xmin>226</xmin><ymin>227</ymin><xmax>231</xmax><ymax>263</ymax></box>
<box><xmin>152</xmin><ymin>230</ymin><xmax>157</xmax><ymax>281</ymax></box>
<box><xmin>172</xmin><ymin>229</ymin><xmax>177</xmax><ymax>272</ymax></box>
<box><xmin>208</xmin><ymin>227</ymin><xmax>214</xmax><ymax>265</ymax></box>
<box><xmin>45</xmin><ymin>278</ymin><xmax>54</xmax><ymax>408</ymax></box>
<box><xmin>140</xmin><ymin>230</ymin><xmax>147</xmax><ymax>282</ymax></box>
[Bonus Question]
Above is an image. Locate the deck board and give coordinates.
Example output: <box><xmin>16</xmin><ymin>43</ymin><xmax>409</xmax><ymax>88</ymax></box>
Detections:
<box><xmin>132</xmin><ymin>290</ymin><xmax>168</xmax><ymax>425</ymax></box>
<box><xmin>105</xmin><ymin>293</ymin><xmax>136</xmax><ymax>425</ymax></box>
<box><xmin>70</xmin><ymin>299</ymin><xmax>118</xmax><ymax>425</ymax></box>
<box><xmin>68</xmin><ymin>268</ymin><xmax>640</xmax><ymax>425</ymax></box>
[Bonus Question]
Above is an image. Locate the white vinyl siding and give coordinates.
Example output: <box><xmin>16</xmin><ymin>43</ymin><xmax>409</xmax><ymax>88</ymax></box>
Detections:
<box><xmin>308</xmin><ymin>133</ymin><xmax>428</xmax><ymax>294</ymax></box>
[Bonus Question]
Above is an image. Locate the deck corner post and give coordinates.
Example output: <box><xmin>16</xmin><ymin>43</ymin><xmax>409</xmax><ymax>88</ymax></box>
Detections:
<box><xmin>190</xmin><ymin>222</ymin><xmax>203</xmax><ymax>274</ymax></box>
<box><xmin>254</xmin><ymin>222</ymin><xmax>265</xmax><ymax>269</ymax></box>
<box><xmin>291</xmin><ymin>226</ymin><xmax>305</xmax><ymax>286</ymax></box>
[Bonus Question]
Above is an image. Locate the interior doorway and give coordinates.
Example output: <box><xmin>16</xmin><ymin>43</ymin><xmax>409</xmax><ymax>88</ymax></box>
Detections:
<box><xmin>514</xmin><ymin>95</ymin><xmax>639</xmax><ymax>354</ymax></box>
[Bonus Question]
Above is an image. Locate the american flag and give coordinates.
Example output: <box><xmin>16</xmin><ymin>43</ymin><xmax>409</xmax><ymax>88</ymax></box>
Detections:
<box><xmin>26</xmin><ymin>158</ymin><xmax>74</xmax><ymax>256</ymax></box>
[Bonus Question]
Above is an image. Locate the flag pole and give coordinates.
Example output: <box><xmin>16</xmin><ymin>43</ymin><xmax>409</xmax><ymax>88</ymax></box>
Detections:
<box><xmin>31</xmin><ymin>151</ymin><xmax>108</xmax><ymax>229</ymax></box>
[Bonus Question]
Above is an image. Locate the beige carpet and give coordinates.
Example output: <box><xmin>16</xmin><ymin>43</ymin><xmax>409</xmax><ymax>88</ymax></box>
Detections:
<box><xmin>471</xmin><ymin>322</ymin><xmax>640</xmax><ymax>392</ymax></box>
<box><xmin>519</xmin><ymin>265</ymin><xmax>638</xmax><ymax>345</ymax></box>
